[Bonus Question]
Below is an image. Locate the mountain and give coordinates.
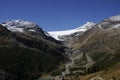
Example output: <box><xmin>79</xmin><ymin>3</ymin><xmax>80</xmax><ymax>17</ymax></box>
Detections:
<box><xmin>0</xmin><ymin>15</ymin><xmax>120</xmax><ymax>80</ymax></box>
<box><xmin>1</xmin><ymin>20</ymin><xmax>61</xmax><ymax>44</ymax></box>
<box><xmin>61</xmin><ymin>15</ymin><xmax>120</xmax><ymax>79</ymax></box>
<box><xmin>0</xmin><ymin>22</ymin><xmax>66</xmax><ymax>80</ymax></box>
<box><xmin>2</xmin><ymin>20</ymin><xmax>38</xmax><ymax>32</ymax></box>
<box><xmin>48</xmin><ymin>22</ymin><xmax>95</xmax><ymax>40</ymax></box>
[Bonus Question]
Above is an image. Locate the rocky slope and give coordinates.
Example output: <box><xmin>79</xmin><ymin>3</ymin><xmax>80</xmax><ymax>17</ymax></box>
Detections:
<box><xmin>0</xmin><ymin>15</ymin><xmax>120</xmax><ymax>80</ymax></box>
<box><xmin>1</xmin><ymin>20</ymin><xmax>60</xmax><ymax>44</ymax></box>
<box><xmin>0</xmin><ymin>21</ymin><xmax>66</xmax><ymax>80</ymax></box>
<box><xmin>61</xmin><ymin>15</ymin><xmax>120</xmax><ymax>77</ymax></box>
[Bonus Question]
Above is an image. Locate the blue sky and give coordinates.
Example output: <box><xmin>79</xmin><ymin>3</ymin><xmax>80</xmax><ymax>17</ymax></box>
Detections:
<box><xmin>0</xmin><ymin>0</ymin><xmax>120</xmax><ymax>31</ymax></box>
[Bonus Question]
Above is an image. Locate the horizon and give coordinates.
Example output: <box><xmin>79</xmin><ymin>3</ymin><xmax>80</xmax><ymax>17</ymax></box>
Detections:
<box><xmin>0</xmin><ymin>0</ymin><xmax>120</xmax><ymax>31</ymax></box>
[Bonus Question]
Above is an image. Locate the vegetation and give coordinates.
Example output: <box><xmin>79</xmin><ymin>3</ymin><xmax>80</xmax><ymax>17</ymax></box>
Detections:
<box><xmin>80</xmin><ymin>62</ymin><xmax>120</xmax><ymax>80</ymax></box>
<box><xmin>0</xmin><ymin>24</ymin><xmax>66</xmax><ymax>80</ymax></box>
<box><xmin>0</xmin><ymin>46</ymin><xmax>64</xmax><ymax>80</ymax></box>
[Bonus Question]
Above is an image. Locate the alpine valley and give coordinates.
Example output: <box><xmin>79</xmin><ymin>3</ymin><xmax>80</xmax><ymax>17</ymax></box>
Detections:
<box><xmin>0</xmin><ymin>15</ymin><xmax>120</xmax><ymax>80</ymax></box>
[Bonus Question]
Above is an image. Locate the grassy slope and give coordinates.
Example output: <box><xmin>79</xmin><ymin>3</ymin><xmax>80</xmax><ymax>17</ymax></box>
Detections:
<box><xmin>80</xmin><ymin>62</ymin><xmax>120</xmax><ymax>80</ymax></box>
<box><xmin>65</xmin><ymin>27</ymin><xmax>120</xmax><ymax>80</ymax></box>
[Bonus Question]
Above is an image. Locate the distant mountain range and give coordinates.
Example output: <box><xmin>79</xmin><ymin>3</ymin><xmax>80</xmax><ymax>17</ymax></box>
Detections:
<box><xmin>0</xmin><ymin>15</ymin><xmax>120</xmax><ymax>80</ymax></box>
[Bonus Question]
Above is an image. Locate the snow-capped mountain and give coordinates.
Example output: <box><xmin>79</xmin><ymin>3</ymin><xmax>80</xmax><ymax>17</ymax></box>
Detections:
<box><xmin>1</xmin><ymin>20</ymin><xmax>61</xmax><ymax>44</ymax></box>
<box><xmin>48</xmin><ymin>22</ymin><xmax>95</xmax><ymax>40</ymax></box>
<box><xmin>1</xmin><ymin>20</ymin><xmax>51</xmax><ymax>37</ymax></box>
<box><xmin>1</xmin><ymin>20</ymin><xmax>38</xmax><ymax>32</ymax></box>
<box><xmin>97</xmin><ymin>15</ymin><xmax>120</xmax><ymax>29</ymax></box>
<box><xmin>109</xmin><ymin>15</ymin><xmax>120</xmax><ymax>21</ymax></box>
<box><xmin>0</xmin><ymin>23</ymin><xmax>65</xmax><ymax>80</ymax></box>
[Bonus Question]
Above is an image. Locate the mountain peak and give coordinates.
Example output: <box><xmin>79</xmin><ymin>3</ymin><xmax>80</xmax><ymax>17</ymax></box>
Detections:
<box><xmin>76</xmin><ymin>22</ymin><xmax>95</xmax><ymax>30</ymax></box>
<box><xmin>109</xmin><ymin>15</ymin><xmax>120</xmax><ymax>21</ymax></box>
<box><xmin>1</xmin><ymin>20</ymin><xmax>38</xmax><ymax>32</ymax></box>
<box><xmin>97</xmin><ymin>15</ymin><xmax>120</xmax><ymax>29</ymax></box>
<box><xmin>2</xmin><ymin>20</ymin><xmax>36</xmax><ymax>26</ymax></box>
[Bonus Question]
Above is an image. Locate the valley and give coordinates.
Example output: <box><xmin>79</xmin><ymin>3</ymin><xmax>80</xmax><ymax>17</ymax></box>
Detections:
<box><xmin>0</xmin><ymin>15</ymin><xmax>120</xmax><ymax>80</ymax></box>
<box><xmin>47</xmin><ymin>15</ymin><xmax>120</xmax><ymax>80</ymax></box>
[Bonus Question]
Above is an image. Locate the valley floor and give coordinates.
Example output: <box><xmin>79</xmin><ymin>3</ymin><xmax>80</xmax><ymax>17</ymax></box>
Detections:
<box><xmin>40</xmin><ymin>62</ymin><xmax>120</xmax><ymax>80</ymax></box>
<box><xmin>64</xmin><ymin>62</ymin><xmax>120</xmax><ymax>80</ymax></box>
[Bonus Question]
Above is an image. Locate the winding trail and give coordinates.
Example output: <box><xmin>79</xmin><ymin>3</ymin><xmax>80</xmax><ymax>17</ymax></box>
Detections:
<box><xmin>63</xmin><ymin>52</ymin><xmax>95</xmax><ymax>75</ymax></box>
<box><xmin>90</xmin><ymin>77</ymin><xmax>104</xmax><ymax>80</ymax></box>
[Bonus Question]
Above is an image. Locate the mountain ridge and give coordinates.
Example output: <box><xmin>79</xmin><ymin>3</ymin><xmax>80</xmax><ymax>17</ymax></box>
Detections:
<box><xmin>0</xmin><ymin>15</ymin><xmax>120</xmax><ymax>80</ymax></box>
<box><xmin>62</xmin><ymin>15</ymin><xmax>120</xmax><ymax>78</ymax></box>
<box><xmin>48</xmin><ymin>22</ymin><xmax>95</xmax><ymax>40</ymax></box>
<box><xmin>0</xmin><ymin>23</ymin><xmax>66</xmax><ymax>80</ymax></box>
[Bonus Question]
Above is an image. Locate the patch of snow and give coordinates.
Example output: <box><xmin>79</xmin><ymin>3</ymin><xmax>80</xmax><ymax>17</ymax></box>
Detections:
<box><xmin>76</xmin><ymin>22</ymin><xmax>95</xmax><ymax>30</ymax></box>
<box><xmin>109</xmin><ymin>24</ymin><xmax>120</xmax><ymax>29</ymax></box>
<box><xmin>28</xmin><ymin>29</ymin><xmax>36</xmax><ymax>32</ymax></box>
<box><xmin>98</xmin><ymin>25</ymin><xmax>103</xmax><ymax>29</ymax></box>
<box><xmin>48</xmin><ymin>22</ymin><xmax>95</xmax><ymax>40</ymax></box>
<box><xmin>10</xmin><ymin>28</ymin><xmax>24</xmax><ymax>32</ymax></box>
<box><xmin>110</xmin><ymin>15</ymin><xmax>120</xmax><ymax>21</ymax></box>
<box><xmin>113</xmin><ymin>24</ymin><xmax>120</xmax><ymax>28</ymax></box>
<box><xmin>75</xmin><ymin>34</ymin><xmax>80</xmax><ymax>36</ymax></box>
<box><xmin>44</xmin><ymin>32</ymin><xmax>51</xmax><ymax>36</ymax></box>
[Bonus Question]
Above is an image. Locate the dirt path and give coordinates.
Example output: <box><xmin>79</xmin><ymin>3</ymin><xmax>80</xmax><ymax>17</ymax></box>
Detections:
<box><xmin>90</xmin><ymin>77</ymin><xmax>104</xmax><ymax>80</ymax></box>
